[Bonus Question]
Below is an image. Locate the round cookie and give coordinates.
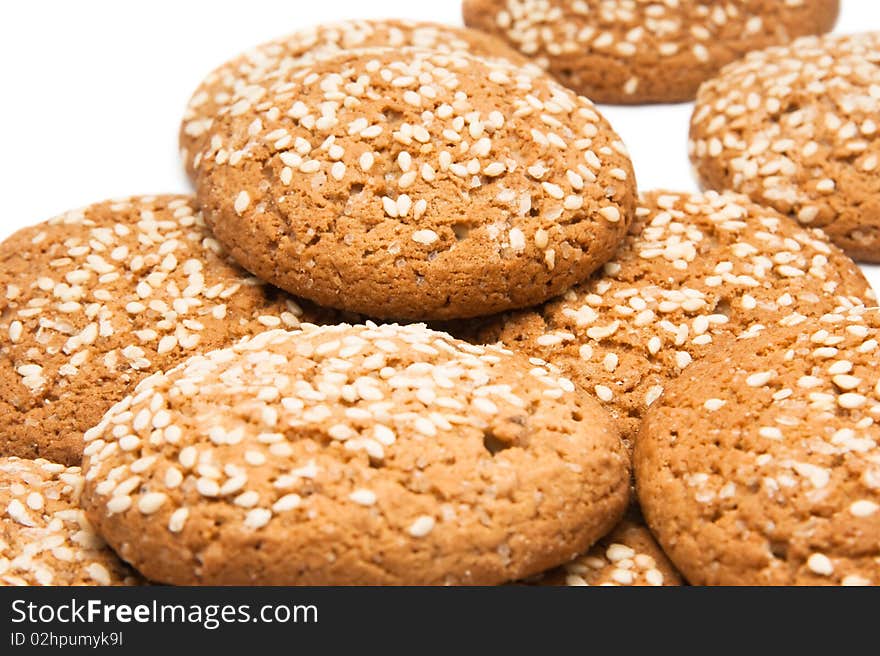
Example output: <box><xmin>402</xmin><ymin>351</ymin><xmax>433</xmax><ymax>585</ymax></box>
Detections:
<box><xmin>181</xmin><ymin>19</ymin><xmax>535</xmax><ymax>176</ymax></box>
<box><xmin>193</xmin><ymin>47</ymin><xmax>636</xmax><ymax>321</ymax></box>
<box><xmin>536</xmin><ymin>509</ymin><xmax>681</xmax><ymax>586</ymax></box>
<box><xmin>0</xmin><ymin>195</ymin><xmax>332</xmax><ymax>466</ymax></box>
<box><xmin>80</xmin><ymin>323</ymin><xmax>630</xmax><ymax>586</ymax></box>
<box><xmin>1</xmin><ymin>457</ymin><xmax>140</xmax><ymax>586</ymax></box>
<box><xmin>636</xmin><ymin>307</ymin><xmax>880</xmax><ymax>586</ymax></box>
<box><xmin>469</xmin><ymin>190</ymin><xmax>873</xmax><ymax>447</ymax></box>
<box><xmin>690</xmin><ymin>32</ymin><xmax>880</xmax><ymax>262</ymax></box>
<box><xmin>462</xmin><ymin>0</ymin><xmax>840</xmax><ymax>104</ymax></box>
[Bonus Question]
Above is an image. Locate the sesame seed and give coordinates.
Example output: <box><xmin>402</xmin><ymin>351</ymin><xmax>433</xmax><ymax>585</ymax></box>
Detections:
<box><xmin>137</xmin><ymin>492</ymin><xmax>167</xmax><ymax>515</ymax></box>
<box><xmin>168</xmin><ymin>508</ymin><xmax>189</xmax><ymax>533</ymax></box>
<box><xmin>816</xmin><ymin>179</ymin><xmax>835</xmax><ymax>193</ymax></box>
<box><xmin>349</xmin><ymin>489</ymin><xmax>377</xmax><ymax>506</ymax></box>
<box><xmin>746</xmin><ymin>371</ymin><xmax>774</xmax><ymax>388</ymax></box>
<box><xmin>806</xmin><ymin>553</ymin><xmax>834</xmax><ymax>576</ymax></box>
<box><xmin>412</xmin><ymin>229</ymin><xmax>439</xmax><ymax>246</ymax></box>
<box><xmin>842</xmin><ymin>575</ymin><xmax>871</xmax><ymax>586</ymax></box>
<box><xmin>6</xmin><ymin>499</ymin><xmax>36</xmax><ymax>526</ymax></box>
<box><xmin>234</xmin><ymin>191</ymin><xmax>250</xmax><ymax>215</ymax></box>
<box><xmin>606</xmin><ymin>544</ymin><xmax>636</xmax><ymax>562</ymax></box>
<box><xmin>272</xmin><ymin>494</ymin><xmax>302</xmax><ymax>512</ymax></box>
<box><xmin>331</xmin><ymin>162</ymin><xmax>346</xmax><ymax>181</ymax></box>
<box><xmin>758</xmin><ymin>427</ymin><xmax>783</xmax><ymax>440</ymax></box>
<box><xmin>838</xmin><ymin>393</ymin><xmax>867</xmax><ymax>409</ymax></box>
<box><xmin>645</xmin><ymin>385</ymin><xmax>664</xmax><ymax>406</ymax></box>
<box><xmin>408</xmin><ymin>515</ymin><xmax>435</xmax><ymax>538</ymax></box>
<box><xmin>483</xmin><ymin>162</ymin><xmax>506</xmax><ymax>177</ymax></box>
<box><xmin>849</xmin><ymin>500</ymin><xmax>878</xmax><ymax>517</ymax></box>
<box><xmin>196</xmin><ymin>478</ymin><xmax>220</xmax><ymax>497</ymax></box>
<box><xmin>26</xmin><ymin>492</ymin><xmax>44</xmax><ymax>510</ymax></box>
<box><xmin>595</xmin><ymin>385</ymin><xmax>614</xmax><ymax>402</ymax></box>
<box><xmin>473</xmin><ymin>397</ymin><xmax>499</xmax><ymax>414</ymax></box>
<box><xmin>234</xmin><ymin>491</ymin><xmax>259</xmax><ymax>508</ymax></box>
<box><xmin>541</xmin><ymin>182</ymin><xmax>565</xmax><ymax>199</ymax></box>
<box><xmin>832</xmin><ymin>374</ymin><xmax>862</xmax><ymax>391</ymax></box>
<box><xmin>534</xmin><ymin>229</ymin><xmax>549</xmax><ymax>249</ymax></box>
<box><xmin>382</xmin><ymin>196</ymin><xmax>398</xmax><ymax>218</ymax></box>
<box><xmin>599</xmin><ymin>207</ymin><xmax>621</xmax><ymax>222</ymax></box>
<box><xmin>645</xmin><ymin>569</ymin><xmax>664</xmax><ymax>586</ymax></box>
<box><xmin>611</xmin><ymin>568</ymin><xmax>633</xmax><ymax>584</ymax></box>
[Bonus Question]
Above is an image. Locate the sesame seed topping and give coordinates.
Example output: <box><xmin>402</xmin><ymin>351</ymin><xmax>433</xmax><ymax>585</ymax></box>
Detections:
<box><xmin>78</xmin><ymin>322</ymin><xmax>607</xmax><ymax>584</ymax></box>
<box><xmin>484</xmin><ymin>188</ymin><xmax>869</xmax><ymax>454</ymax></box>
<box><xmin>594</xmin><ymin>385</ymin><xmax>613</xmax><ymax>402</ymax></box>
<box><xmin>168</xmin><ymin>507</ymin><xmax>189</xmax><ymax>533</ymax></box>
<box><xmin>1</xmin><ymin>196</ymin><xmax>302</xmax><ymax>462</ymax></box>
<box><xmin>244</xmin><ymin>508</ymin><xmax>272</xmax><ymax>530</ymax></box>
<box><xmin>690</xmin><ymin>32</ymin><xmax>880</xmax><ymax>256</ymax></box>
<box><xmin>849</xmin><ymin>500</ymin><xmax>878</xmax><ymax>517</ymax></box>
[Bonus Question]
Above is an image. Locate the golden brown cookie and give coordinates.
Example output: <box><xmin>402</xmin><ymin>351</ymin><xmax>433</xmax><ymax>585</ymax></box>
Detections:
<box><xmin>466</xmin><ymin>190</ymin><xmax>873</xmax><ymax>447</ymax></box>
<box><xmin>193</xmin><ymin>48</ymin><xmax>636</xmax><ymax>321</ymax></box>
<box><xmin>636</xmin><ymin>307</ymin><xmax>880</xmax><ymax>586</ymax></box>
<box><xmin>1</xmin><ymin>457</ymin><xmax>140</xmax><ymax>586</ymax></box>
<box><xmin>463</xmin><ymin>0</ymin><xmax>839</xmax><ymax>104</ymax></box>
<box><xmin>181</xmin><ymin>19</ymin><xmax>534</xmax><ymax>176</ymax></box>
<box><xmin>536</xmin><ymin>509</ymin><xmax>681</xmax><ymax>586</ymax></box>
<box><xmin>80</xmin><ymin>323</ymin><xmax>630</xmax><ymax>585</ymax></box>
<box><xmin>690</xmin><ymin>32</ymin><xmax>880</xmax><ymax>262</ymax></box>
<box><xmin>0</xmin><ymin>196</ymin><xmax>332</xmax><ymax>466</ymax></box>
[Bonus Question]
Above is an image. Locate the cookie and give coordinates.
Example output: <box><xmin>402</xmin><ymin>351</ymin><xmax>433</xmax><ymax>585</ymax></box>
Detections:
<box><xmin>80</xmin><ymin>323</ymin><xmax>630</xmax><ymax>585</ymax></box>
<box><xmin>636</xmin><ymin>307</ymin><xmax>880</xmax><ymax>586</ymax></box>
<box><xmin>1</xmin><ymin>457</ymin><xmax>140</xmax><ymax>586</ymax></box>
<box><xmin>181</xmin><ymin>19</ymin><xmax>534</xmax><ymax>176</ymax></box>
<box><xmin>462</xmin><ymin>0</ymin><xmax>840</xmax><ymax>104</ymax></box>
<box><xmin>535</xmin><ymin>509</ymin><xmax>681</xmax><ymax>586</ymax></box>
<box><xmin>469</xmin><ymin>190</ymin><xmax>873</xmax><ymax>447</ymax></box>
<box><xmin>0</xmin><ymin>195</ymin><xmax>331</xmax><ymax>466</ymax></box>
<box><xmin>690</xmin><ymin>32</ymin><xmax>880</xmax><ymax>262</ymax></box>
<box><xmin>193</xmin><ymin>47</ymin><xmax>636</xmax><ymax>320</ymax></box>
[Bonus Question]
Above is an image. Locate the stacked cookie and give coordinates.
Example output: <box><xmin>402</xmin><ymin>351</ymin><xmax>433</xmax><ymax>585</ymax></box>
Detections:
<box><xmin>690</xmin><ymin>31</ymin><xmax>880</xmax><ymax>262</ymax></box>
<box><xmin>2</xmin><ymin>10</ymin><xmax>878</xmax><ymax>587</ymax></box>
<box><xmin>462</xmin><ymin>0</ymin><xmax>841</xmax><ymax>104</ymax></box>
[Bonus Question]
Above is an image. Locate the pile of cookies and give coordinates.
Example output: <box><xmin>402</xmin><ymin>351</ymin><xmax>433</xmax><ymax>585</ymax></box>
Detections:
<box><xmin>2</xmin><ymin>3</ymin><xmax>879</xmax><ymax>586</ymax></box>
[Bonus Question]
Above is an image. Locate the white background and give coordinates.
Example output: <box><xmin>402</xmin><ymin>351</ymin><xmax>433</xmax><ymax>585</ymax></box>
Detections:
<box><xmin>0</xmin><ymin>1</ymin><xmax>877</xmax><ymax>291</ymax></box>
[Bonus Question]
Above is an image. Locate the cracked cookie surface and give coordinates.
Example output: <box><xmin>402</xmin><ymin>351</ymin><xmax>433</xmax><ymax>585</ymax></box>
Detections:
<box><xmin>1</xmin><ymin>457</ymin><xmax>141</xmax><ymax>586</ymax></box>
<box><xmin>636</xmin><ymin>307</ymin><xmax>880</xmax><ymax>585</ymax></box>
<box><xmin>465</xmin><ymin>190</ymin><xmax>873</xmax><ymax>448</ymax></box>
<box><xmin>181</xmin><ymin>18</ymin><xmax>534</xmax><ymax>176</ymax></box>
<box><xmin>463</xmin><ymin>0</ymin><xmax>839</xmax><ymax>103</ymax></box>
<box><xmin>691</xmin><ymin>32</ymin><xmax>880</xmax><ymax>262</ymax></box>
<box><xmin>193</xmin><ymin>48</ymin><xmax>636</xmax><ymax>320</ymax></box>
<box><xmin>0</xmin><ymin>196</ymin><xmax>331</xmax><ymax>465</ymax></box>
<box><xmin>535</xmin><ymin>509</ymin><xmax>681</xmax><ymax>586</ymax></box>
<box><xmin>80</xmin><ymin>323</ymin><xmax>629</xmax><ymax>585</ymax></box>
